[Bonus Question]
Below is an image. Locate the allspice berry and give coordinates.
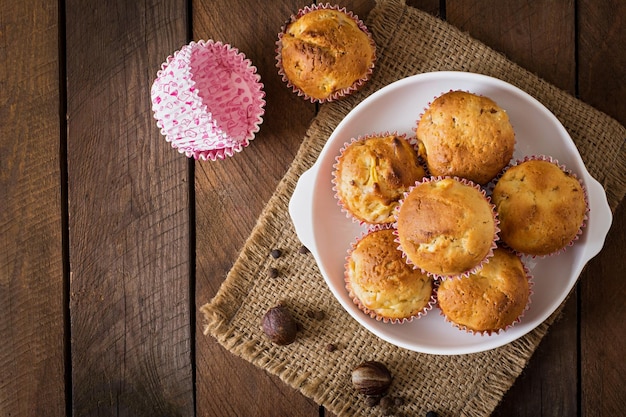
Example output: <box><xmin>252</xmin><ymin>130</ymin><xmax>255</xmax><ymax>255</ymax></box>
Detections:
<box><xmin>379</xmin><ymin>396</ymin><xmax>394</xmax><ymax>413</ymax></box>
<box><xmin>262</xmin><ymin>304</ymin><xmax>298</xmax><ymax>345</ymax></box>
<box><xmin>351</xmin><ymin>361</ymin><xmax>393</xmax><ymax>397</ymax></box>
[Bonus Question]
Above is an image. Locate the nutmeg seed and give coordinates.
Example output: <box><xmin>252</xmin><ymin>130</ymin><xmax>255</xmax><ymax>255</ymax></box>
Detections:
<box><xmin>351</xmin><ymin>361</ymin><xmax>393</xmax><ymax>396</ymax></box>
<box><xmin>262</xmin><ymin>304</ymin><xmax>298</xmax><ymax>345</ymax></box>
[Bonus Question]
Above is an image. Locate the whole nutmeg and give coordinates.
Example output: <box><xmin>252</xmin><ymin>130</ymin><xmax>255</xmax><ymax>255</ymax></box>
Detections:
<box><xmin>351</xmin><ymin>361</ymin><xmax>393</xmax><ymax>396</ymax></box>
<box><xmin>262</xmin><ymin>304</ymin><xmax>298</xmax><ymax>345</ymax></box>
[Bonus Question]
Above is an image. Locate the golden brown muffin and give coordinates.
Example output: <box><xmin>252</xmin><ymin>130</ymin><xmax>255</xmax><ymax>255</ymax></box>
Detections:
<box><xmin>437</xmin><ymin>247</ymin><xmax>530</xmax><ymax>333</ymax></box>
<box><xmin>345</xmin><ymin>228</ymin><xmax>434</xmax><ymax>322</ymax></box>
<box><xmin>416</xmin><ymin>90</ymin><xmax>515</xmax><ymax>184</ymax></box>
<box><xmin>491</xmin><ymin>158</ymin><xmax>588</xmax><ymax>256</ymax></box>
<box><xmin>396</xmin><ymin>177</ymin><xmax>497</xmax><ymax>277</ymax></box>
<box><xmin>334</xmin><ymin>134</ymin><xmax>427</xmax><ymax>224</ymax></box>
<box><xmin>279</xmin><ymin>8</ymin><xmax>375</xmax><ymax>101</ymax></box>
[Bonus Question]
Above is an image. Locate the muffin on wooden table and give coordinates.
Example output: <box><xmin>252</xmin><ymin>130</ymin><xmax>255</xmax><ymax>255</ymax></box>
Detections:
<box><xmin>345</xmin><ymin>227</ymin><xmax>435</xmax><ymax>323</ymax></box>
<box><xmin>276</xmin><ymin>4</ymin><xmax>376</xmax><ymax>102</ymax></box>
<box><xmin>437</xmin><ymin>247</ymin><xmax>532</xmax><ymax>334</ymax></box>
<box><xmin>395</xmin><ymin>176</ymin><xmax>499</xmax><ymax>279</ymax></box>
<box><xmin>491</xmin><ymin>156</ymin><xmax>588</xmax><ymax>257</ymax></box>
<box><xmin>333</xmin><ymin>133</ymin><xmax>427</xmax><ymax>225</ymax></box>
<box><xmin>416</xmin><ymin>90</ymin><xmax>515</xmax><ymax>184</ymax></box>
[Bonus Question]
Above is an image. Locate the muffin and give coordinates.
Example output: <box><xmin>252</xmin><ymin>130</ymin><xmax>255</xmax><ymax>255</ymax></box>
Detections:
<box><xmin>333</xmin><ymin>133</ymin><xmax>427</xmax><ymax>224</ymax></box>
<box><xmin>345</xmin><ymin>227</ymin><xmax>435</xmax><ymax>323</ymax></box>
<box><xmin>416</xmin><ymin>90</ymin><xmax>515</xmax><ymax>184</ymax></box>
<box><xmin>491</xmin><ymin>157</ymin><xmax>588</xmax><ymax>256</ymax></box>
<box><xmin>395</xmin><ymin>177</ymin><xmax>498</xmax><ymax>278</ymax></box>
<box><xmin>277</xmin><ymin>5</ymin><xmax>375</xmax><ymax>102</ymax></box>
<box><xmin>437</xmin><ymin>247</ymin><xmax>531</xmax><ymax>334</ymax></box>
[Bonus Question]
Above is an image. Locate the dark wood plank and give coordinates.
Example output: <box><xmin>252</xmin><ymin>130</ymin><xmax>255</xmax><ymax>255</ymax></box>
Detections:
<box><xmin>407</xmin><ymin>0</ymin><xmax>443</xmax><ymax>17</ymax></box>
<box><xmin>446</xmin><ymin>0</ymin><xmax>576</xmax><ymax>92</ymax></box>
<box><xmin>192</xmin><ymin>0</ymin><xmax>320</xmax><ymax>415</ymax></box>
<box><xmin>578</xmin><ymin>0</ymin><xmax>626</xmax><ymax>127</ymax></box>
<box><xmin>445</xmin><ymin>2</ymin><xmax>579</xmax><ymax>416</ymax></box>
<box><xmin>578</xmin><ymin>1</ymin><xmax>626</xmax><ymax>415</ymax></box>
<box><xmin>579</xmin><ymin>205</ymin><xmax>626</xmax><ymax>416</ymax></box>
<box><xmin>193</xmin><ymin>1</ymin><xmax>378</xmax><ymax>416</ymax></box>
<box><xmin>0</xmin><ymin>1</ymin><xmax>65</xmax><ymax>416</ymax></box>
<box><xmin>65</xmin><ymin>1</ymin><xmax>194</xmax><ymax>415</ymax></box>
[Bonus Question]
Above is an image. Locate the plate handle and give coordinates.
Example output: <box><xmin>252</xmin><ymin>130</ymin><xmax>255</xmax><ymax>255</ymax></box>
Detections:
<box><xmin>289</xmin><ymin>167</ymin><xmax>317</xmax><ymax>251</ymax></box>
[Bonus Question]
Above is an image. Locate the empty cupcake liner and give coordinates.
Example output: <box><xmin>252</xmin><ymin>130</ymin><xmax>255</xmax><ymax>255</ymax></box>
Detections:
<box><xmin>491</xmin><ymin>155</ymin><xmax>590</xmax><ymax>258</ymax></box>
<box><xmin>151</xmin><ymin>40</ymin><xmax>266</xmax><ymax>161</ymax></box>
<box><xmin>436</xmin><ymin>248</ymin><xmax>534</xmax><ymax>336</ymax></box>
<box><xmin>331</xmin><ymin>132</ymin><xmax>426</xmax><ymax>225</ymax></box>
<box><xmin>393</xmin><ymin>176</ymin><xmax>500</xmax><ymax>280</ymax></box>
<box><xmin>275</xmin><ymin>3</ymin><xmax>376</xmax><ymax>103</ymax></box>
<box><xmin>344</xmin><ymin>225</ymin><xmax>436</xmax><ymax>324</ymax></box>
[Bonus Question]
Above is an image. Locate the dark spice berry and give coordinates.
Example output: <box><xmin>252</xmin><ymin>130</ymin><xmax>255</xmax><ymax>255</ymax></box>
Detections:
<box><xmin>261</xmin><ymin>304</ymin><xmax>297</xmax><ymax>345</ymax></box>
<box><xmin>426</xmin><ymin>411</ymin><xmax>439</xmax><ymax>417</ymax></box>
<box><xmin>270</xmin><ymin>249</ymin><xmax>282</xmax><ymax>259</ymax></box>
<box><xmin>307</xmin><ymin>309</ymin><xmax>325</xmax><ymax>320</ymax></box>
<box><xmin>298</xmin><ymin>245</ymin><xmax>310</xmax><ymax>254</ymax></box>
<box><xmin>379</xmin><ymin>396</ymin><xmax>393</xmax><ymax>412</ymax></box>
<box><xmin>268</xmin><ymin>267</ymin><xmax>279</xmax><ymax>278</ymax></box>
<box><xmin>326</xmin><ymin>343</ymin><xmax>337</xmax><ymax>352</ymax></box>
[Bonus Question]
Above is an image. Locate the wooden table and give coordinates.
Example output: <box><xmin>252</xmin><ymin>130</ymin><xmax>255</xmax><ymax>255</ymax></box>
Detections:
<box><xmin>2</xmin><ymin>0</ymin><xmax>624</xmax><ymax>416</ymax></box>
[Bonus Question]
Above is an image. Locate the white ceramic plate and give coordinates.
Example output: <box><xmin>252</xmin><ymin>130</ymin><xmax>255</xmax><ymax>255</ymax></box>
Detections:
<box><xmin>288</xmin><ymin>71</ymin><xmax>612</xmax><ymax>355</ymax></box>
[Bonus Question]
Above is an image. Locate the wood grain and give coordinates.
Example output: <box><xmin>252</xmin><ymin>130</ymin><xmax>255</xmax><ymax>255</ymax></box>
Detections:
<box><xmin>65</xmin><ymin>1</ymin><xmax>194</xmax><ymax>415</ymax></box>
<box><xmin>578</xmin><ymin>0</ymin><xmax>626</xmax><ymax>127</ymax></box>
<box><xmin>192</xmin><ymin>0</ymin><xmax>321</xmax><ymax>415</ymax></box>
<box><xmin>1</xmin><ymin>0</ymin><xmax>623</xmax><ymax>416</ymax></box>
<box><xmin>445</xmin><ymin>2</ymin><xmax>580</xmax><ymax>416</ymax></box>
<box><xmin>578</xmin><ymin>1</ymin><xmax>626</xmax><ymax>415</ymax></box>
<box><xmin>0</xmin><ymin>1</ymin><xmax>65</xmax><ymax>416</ymax></box>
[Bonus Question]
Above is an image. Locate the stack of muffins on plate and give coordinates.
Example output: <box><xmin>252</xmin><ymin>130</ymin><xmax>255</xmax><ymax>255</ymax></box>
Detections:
<box><xmin>275</xmin><ymin>4</ymin><xmax>588</xmax><ymax>335</ymax></box>
<box><xmin>334</xmin><ymin>90</ymin><xmax>588</xmax><ymax>335</ymax></box>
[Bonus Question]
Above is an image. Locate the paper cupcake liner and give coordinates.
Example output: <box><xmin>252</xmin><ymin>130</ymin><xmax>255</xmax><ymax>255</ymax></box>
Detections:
<box><xmin>437</xmin><ymin>249</ymin><xmax>534</xmax><ymax>336</ymax></box>
<box><xmin>275</xmin><ymin>3</ymin><xmax>376</xmax><ymax>103</ymax></box>
<box><xmin>393</xmin><ymin>176</ymin><xmax>500</xmax><ymax>280</ymax></box>
<box><xmin>344</xmin><ymin>225</ymin><xmax>436</xmax><ymax>324</ymax></box>
<box><xmin>151</xmin><ymin>40</ymin><xmax>266</xmax><ymax>161</ymax></box>
<box><xmin>331</xmin><ymin>132</ymin><xmax>426</xmax><ymax>225</ymax></box>
<box><xmin>491</xmin><ymin>155</ymin><xmax>590</xmax><ymax>258</ymax></box>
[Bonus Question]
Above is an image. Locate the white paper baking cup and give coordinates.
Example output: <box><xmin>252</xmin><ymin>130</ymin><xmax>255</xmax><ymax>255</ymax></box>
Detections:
<box><xmin>151</xmin><ymin>40</ymin><xmax>266</xmax><ymax>161</ymax></box>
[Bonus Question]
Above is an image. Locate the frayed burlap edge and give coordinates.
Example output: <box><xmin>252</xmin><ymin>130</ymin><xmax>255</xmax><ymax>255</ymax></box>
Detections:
<box><xmin>201</xmin><ymin>1</ymin><xmax>626</xmax><ymax>416</ymax></box>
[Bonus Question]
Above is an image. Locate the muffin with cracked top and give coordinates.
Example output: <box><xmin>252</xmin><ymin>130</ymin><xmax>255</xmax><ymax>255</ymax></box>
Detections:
<box><xmin>276</xmin><ymin>4</ymin><xmax>375</xmax><ymax>102</ymax></box>
<box><xmin>333</xmin><ymin>133</ymin><xmax>427</xmax><ymax>225</ymax></box>
<box><xmin>395</xmin><ymin>176</ymin><xmax>499</xmax><ymax>279</ymax></box>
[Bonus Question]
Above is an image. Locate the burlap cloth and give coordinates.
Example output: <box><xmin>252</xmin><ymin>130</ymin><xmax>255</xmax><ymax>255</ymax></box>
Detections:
<box><xmin>201</xmin><ymin>1</ymin><xmax>626</xmax><ymax>415</ymax></box>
